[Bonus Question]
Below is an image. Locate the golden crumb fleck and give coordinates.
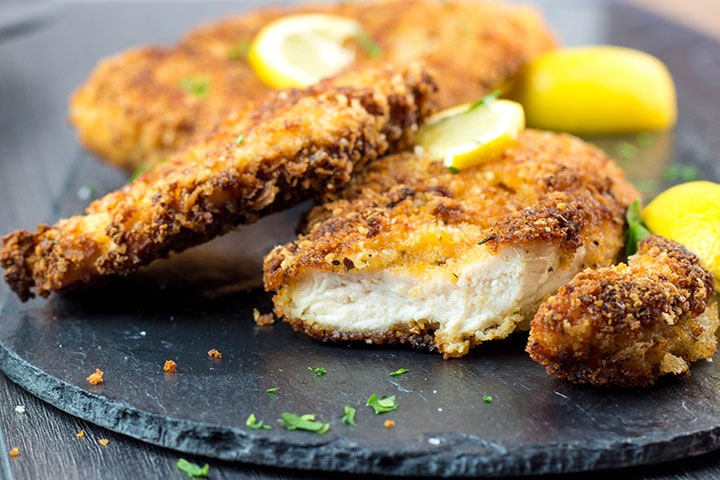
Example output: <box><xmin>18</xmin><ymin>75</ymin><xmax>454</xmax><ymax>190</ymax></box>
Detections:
<box><xmin>384</xmin><ymin>419</ymin><xmax>396</xmax><ymax>429</ymax></box>
<box><xmin>76</xmin><ymin>430</ymin><xmax>85</xmax><ymax>439</ymax></box>
<box><xmin>9</xmin><ymin>447</ymin><xmax>19</xmax><ymax>457</ymax></box>
<box><xmin>253</xmin><ymin>308</ymin><xmax>275</xmax><ymax>326</ymax></box>
<box><xmin>98</xmin><ymin>438</ymin><xmax>109</xmax><ymax>447</ymax></box>
<box><xmin>207</xmin><ymin>348</ymin><xmax>222</xmax><ymax>359</ymax></box>
<box><xmin>163</xmin><ymin>360</ymin><xmax>177</xmax><ymax>373</ymax></box>
<box><xmin>86</xmin><ymin>368</ymin><xmax>104</xmax><ymax>385</ymax></box>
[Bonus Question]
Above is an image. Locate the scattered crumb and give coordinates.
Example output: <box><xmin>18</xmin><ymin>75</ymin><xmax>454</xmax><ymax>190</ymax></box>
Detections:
<box><xmin>253</xmin><ymin>308</ymin><xmax>275</xmax><ymax>326</ymax></box>
<box><xmin>207</xmin><ymin>348</ymin><xmax>222</xmax><ymax>359</ymax></box>
<box><xmin>428</xmin><ymin>437</ymin><xmax>441</xmax><ymax>446</ymax></box>
<box><xmin>384</xmin><ymin>419</ymin><xmax>396</xmax><ymax>429</ymax></box>
<box><xmin>76</xmin><ymin>430</ymin><xmax>85</xmax><ymax>439</ymax></box>
<box><xmin>14</xmin><ymin>405</ymin><xmax>25</xmax><ymax>414</ymax></box>
<box><xmin>98</xmin><ymin>438</ymin><xmax>109</xmax><ymax>447</ymax></box>
<box><xmin>86</xmin><ymin>368</ymin><xmax>104</xmax><ymax>385</ymax></box>
<box><xmin>163</xmin><ymin>360</ymin><xmax>178</xmax><ymax>373</ymax></box>
<box><xmin>9</xmin><ymin>447</ymin><xmax>19</xmax><ymax>457</ymax></box>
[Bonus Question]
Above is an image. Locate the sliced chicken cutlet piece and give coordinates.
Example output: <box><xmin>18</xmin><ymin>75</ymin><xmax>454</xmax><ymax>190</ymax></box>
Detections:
<box><xmin>527</xmin><ymin>235</ymin><xmax>719</xmax><ymax>387</ymax></box>
<box><xmin>264</xmin><ymin>130</ymin><xmax>638</xmax><ymax>358</ymax></box>
<box><xmin>1</xmin><ymin>64</ymin><xmax>437</xmax><ymax>301</ymax></box>
<box><xmin>70</xmin><ymin>0</ymin><xmax>555</xmax><ymax>172</ymax></box>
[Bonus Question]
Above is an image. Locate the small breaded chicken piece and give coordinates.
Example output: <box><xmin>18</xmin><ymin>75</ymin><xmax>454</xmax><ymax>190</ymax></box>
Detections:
<box><xmin>69</xmin><ymin>0</ymin><xmax>555</xmax><ymax>172</ymax></box>
<box><xmin>1</xmin><ymin>64</ymin><xmax>437</xmax><ymax>301</ymax></box>
<box><xmin>526</xmin><ymin>235</ymin><xmax>719</xmax><ymax>387</ymax></box>
<box><xmin>264</xmin><ymin>130</ymin><xmax>638</xmax><ymax>358</ymax></box>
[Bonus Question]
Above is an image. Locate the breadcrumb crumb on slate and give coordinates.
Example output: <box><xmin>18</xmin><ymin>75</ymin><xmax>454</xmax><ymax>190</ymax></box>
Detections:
<box><xmin>9</xmin><ymin>447</ymin><xmax>19</xmax><ymax>457</ymax></box>
<box><xmin>164</xmin><ymin>360</ymin><xmax>178</xmax><ymax>373</ymax></box>
<box><xmin>207</xmin><ymin>348</ymin><xmax>222</xmax><ymax>359</ymax></box>
<box><xmin>527</xmin><ymin>235</ymin><xmax>719</xmax><ymax>387</ymax></box>
<box><xmin>98</xmin><ymin>438</ymin><xmax>110</xmax><ymax>447</ymax></box>
<box><xmin>86</xmin><ymin>368</ymin><xmax>104</xmax><ymax>385</ymax></box>
<box><xmin>76</xmin><ymin>430</ymin><xmax>85</xmax><ymax>438</ymax></box>
<box><xmin>253</xmin><ymin>308</ymin><xmax>275</xmax><ymax>326</ymax></box>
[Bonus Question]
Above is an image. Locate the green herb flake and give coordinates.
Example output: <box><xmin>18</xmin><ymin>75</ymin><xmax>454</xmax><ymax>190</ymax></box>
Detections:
<box><xmin>246</xmin><ymin>413</ymin><xmax>272</xmax><ymax>430</ymax></box>
<box><xmin>356</xmin><ymin>31</ymin><xmax>382</xmax><ymax>59</ymax></box>
<box><xmin>234</xmin><ymin>134</ymin><xmax>245</xmax><ymax>146</ymax></box>
<box><xmin>176</xmin><ymin>458</ymin><xmax>210</xmax><ymax>478</ymax></box>
<box><xmin>281</xmin><ymin>412</ymin><xmax>331</xmax><ymax>434</ymax></box>
<box><xmin>625</xmin><ymin>199</ymin><xmax>652</xmax><ymax>256</ymax></box>
<box><xmin>467</xmin><ymin>90</ymin><xmax>501</xmax><ymax>113</ymax></box>
<box><xmin>447</xmin><ymin>166</ymin><xmax>460</xmax><ymax>174</ymax></box>
<box><xmin>308</xmin><ymin>366</ymin><xmax>327</xmax><ymax>376</ymax></box>
<box><xmin>179</xmin><ymin>77</ymin><xmax>210</xmax><ymax>98</ymax></box>
<box><xmin>341</xmin><ymin>405</ymin><xmax>357</xmax><ymax>426</ymax></box>
<box><xmin>367</xmin><ymin>393</ymin><xmax>398</xmax><ymax>414</ymax></box>
<box><xmin>662</xmin><ymin>163</ymin><xmax>700</xmax><ymax>182</ymax></box>
<box><xmin>389</xmin><ymin>368</ymin><xmax>409</xmax><ymax>377</ymax></box>
<box><xmin>128</xmin><ymin>165</ymin><xmax>149</xmax><ymax>183</ymax></box>
<box><xmin>227</xmin><ymin>40</ymin><xmax>251</xmax><ymax>60</ymax></box>
<box><xmin>615</xmin><ymin>141</ymin><xmax>638</xmax><ymax>160</ymax></box>
<box><xmin>266</xmin><ymin>387</ymin><xmax>279</xmax><ymax>396</ymax></box>
<box><xmin>482</xmin><ymin>394</ymin><xmax>493</xmax><ymax>403</ymax></box>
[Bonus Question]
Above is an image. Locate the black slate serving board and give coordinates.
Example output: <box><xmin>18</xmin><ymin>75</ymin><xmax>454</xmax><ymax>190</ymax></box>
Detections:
<box><xmin>1</xmin><ymin>1</ymin><xmax>720</xmax><ymax>477</ymax></box>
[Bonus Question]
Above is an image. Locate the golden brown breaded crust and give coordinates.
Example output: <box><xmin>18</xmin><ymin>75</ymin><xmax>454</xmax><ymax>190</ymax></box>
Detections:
<box><xmin>265</xmin><ymin>129</ymin><xmax>637</xmax><ymax>292</ymax></box>
<box><xmin>526</xmin><ymin>235</ymin><xmax>719</xmax><ymax>387</ymax></box>
<box><xmin>183</xmin><ymin>0</ymin><xmax>557</xmax><ymax>109</ymax></box>
<box><xmin>69</xmin><ymin>46</ymin><xmax>269</xmax><ymax>171</ymax></box>
<box><xmin>264</xmin><ymin>130</ymin><xmax>638</xmax><ymax>352</ymax></box>
<box><xmin>1</xmin><ymin>64</ymin><xmax>437</xmax><ymax>301</ymax></box>
<box><xmin>71</xmin><ymin>0</ymin><xmax>555</xmax><ymax>171</ymax></box>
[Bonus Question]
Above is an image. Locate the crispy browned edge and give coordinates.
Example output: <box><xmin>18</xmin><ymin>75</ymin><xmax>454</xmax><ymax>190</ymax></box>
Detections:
<box><xmin>526</xmin><ymin>235</ymin><xmax>718</xmax><ymax>387</ymax></box>
<box><xmin>1</xmin><ymin>63</ymin><xmax>437</xmax><ymax>301</ymax></box>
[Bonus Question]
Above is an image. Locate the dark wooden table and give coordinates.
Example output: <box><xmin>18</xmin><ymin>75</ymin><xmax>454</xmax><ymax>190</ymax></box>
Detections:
<box><xmin>2</xmin><ymin>1</ymin><xmax>720</xmax><ymax>478</ymax></box>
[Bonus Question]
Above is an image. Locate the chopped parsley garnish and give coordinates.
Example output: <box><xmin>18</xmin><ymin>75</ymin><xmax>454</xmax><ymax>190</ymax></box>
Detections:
<box><xmin>447</xmin><ymin>166</ymin><xmax>460</xmax><ymax>174</ymax></box>
<box><xmin>308</xmin><ymin>366</ymin><xmax>327</xmax><ymax>376</ymax></box>
<box><xmin>128</xmin><ymin>165</ymin><xmax>149</xmax><ymax>183</ymax></box>
<box><xmin>662</xmin><ymin>163</ymin><xmax>700</xmax><ymax>182</ymax></box>
<box><xmin>176</xmin><ymin>458</ymin><xmax>209</xmax><ymax>478</ymax></box>
<box><xmin>615</xmin><ymin>141</ymin><xmax>638</xmax><ymax>160</ymax></box>
<box><xmin>389</xmin><ymin>368</ymin><xmax>409</xmax><ymax>377</ymax></box>
<box><xmin>466</xmin><ymin>90</ymin><xmax>501</xmax><ymax>113</ymax></box>
<box><xmin>227</xmin><ymin>40</ymin><xmax>251</xmax><ymax>60</ymax></box>
<box><xmin>625</xmin><ymin>199</ymin><xmax>652</xmax><ymax>256</ymax></box>
<box><xmin>482</xmin><ymin>395</ymin><xmax>493</xmax><ymax>403</ymax></box>
<box><xmin>234</xmin><ymin>134</ymin><xmax>245</xmax><ymax>146</ymax></box>
<box><xmin>367</xmin><ymin>393</ymin><xmax>398</xmax><ymax>414</ymax></box>
<box><xmin>179</xmin><ymin>77</ymin><xmax>210</xmax><ymax>98</ymax></box>
<box><xmin>280</xmin><ymin>412</ymin><xmax>331</xmax><ymax>434</ymax></box>
<box><xmin>266</xmin><ymin>387</ymin><xmax>279</xmax><ymax>396</ymax></box>
<box><xmin>356</xmin><ymin>31</ymin><xmax>382</xmax><ymax>59</ymax></box>
<box><xmin>246</xmin><ymin>413</ymin><xmax>272</xmax><ymax>430</ymax></box>
<box><xmin>341</xmin><ymin>405</ymin><xmax>357</xmax><ymax>426</ymax></box>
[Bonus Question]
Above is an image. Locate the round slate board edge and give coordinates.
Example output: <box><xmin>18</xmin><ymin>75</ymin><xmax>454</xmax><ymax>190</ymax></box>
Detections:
<box><xmin>3</xmin><ymin>342</ymin><xmax>720</xmax><ymax>478</ymax></box>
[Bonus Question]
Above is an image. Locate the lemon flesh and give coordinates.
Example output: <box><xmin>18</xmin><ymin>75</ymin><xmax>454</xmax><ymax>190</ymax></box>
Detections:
<box><xmin>642</xmin><ymin>180</ymin><xmax>720</xmax><ymax>290</ymax></box>
<box><xmin>247</xmin><ymin>14</ymin><xmax>363</xmax><ymax>89</ymax></box>
<box><xmin>416</xmin><ymin>99</ymin><xmax>525</xmax><ymax>171</ymax></box>
<box><xmin>508</xmin><ymin>45</ymin><xmax>677</xmax><ymax>135</ymax></box>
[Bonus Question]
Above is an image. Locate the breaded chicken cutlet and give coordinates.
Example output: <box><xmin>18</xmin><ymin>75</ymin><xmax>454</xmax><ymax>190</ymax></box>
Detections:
<box><xmin>527</xmin><ymin>235</ymin><xmax>719</xmax><ymax>387</ymax></box>
<box><xmin>263</xmin><ymin>130</ymin><xmax>639</xmax><ymax>358</ymax></box>
<box><xmin>69</xmin><ymin>0</ymin><xmax>556</xmax><ymax>171</ymax></box>
<box><xmin>1</xmin><ymin>64</ymin><xmax>436</xmax><ymax>301</ymax></box>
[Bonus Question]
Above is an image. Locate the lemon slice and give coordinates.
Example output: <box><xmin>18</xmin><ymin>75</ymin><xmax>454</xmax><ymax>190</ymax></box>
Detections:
<box><xmin>507</xmin><ymin>45</ymin><xmax>676</xmax><ymax>135</ymax></box>
<box><xmin>642</xmin><ymin>180</ymin><xmax>720</xmax><ymax>290</ymax></box>
<box><xmin>416</xmin><ymin>96</ymin><xmax>525</xmax><ymax>171</ymax></box>
<box><xmin>247</xmin><ymin>14</ymin><xmax>364</xmax><ymax>89</ymax></box>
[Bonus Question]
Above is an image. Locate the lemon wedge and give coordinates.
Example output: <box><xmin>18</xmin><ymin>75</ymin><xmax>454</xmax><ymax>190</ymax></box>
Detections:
<box><xmin>507</xmin><ymin>45</ymin><xmax>676</xmax><ymax>135</ymax></box>
<box><xmin>247</xmin><ymin>14</ymin><xmax>364</xmax><ymax>89</ymax></box>
<box><xmin>642</xmin><ymin>181</ymin><xmax>720</xmax><ymax>290</ymax></box>
<box><xmin>416</xmin><ymin>95</ymin><xmax>525</xmax><ymax>171</ymax></box>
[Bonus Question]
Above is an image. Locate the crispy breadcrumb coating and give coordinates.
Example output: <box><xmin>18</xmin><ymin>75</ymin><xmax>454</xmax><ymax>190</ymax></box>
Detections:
<box><xmin>1</xmin><ymin>64</ymin><xmax>436</xmax><ymax>300</ymax></box>
<box><xmin>70</xmin><ymin>0</ymin><xmax>555</xmax><ymax>171</ymax></box>
<box><xmin>264</xmin><ymin>130</ymin><xmax>638</xmax><ymax>357</ymax></box>
<box><xmin>526</xmin><ymin>235</ymin><xmax>719</xmax><ymax>387</ymax></box>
